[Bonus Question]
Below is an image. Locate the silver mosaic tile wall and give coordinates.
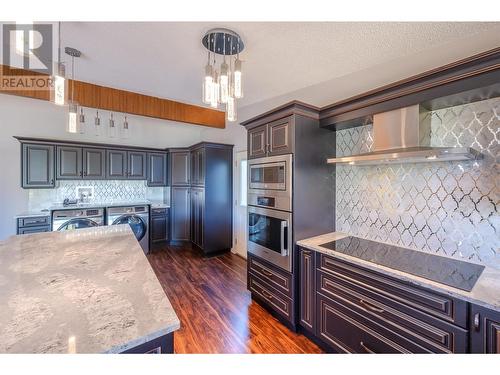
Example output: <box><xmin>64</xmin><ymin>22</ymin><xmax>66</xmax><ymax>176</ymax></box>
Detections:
<box><xmin>335</xmin><ymin>97</ymin><xmax>499</xmax><ymax>264</ymax></box>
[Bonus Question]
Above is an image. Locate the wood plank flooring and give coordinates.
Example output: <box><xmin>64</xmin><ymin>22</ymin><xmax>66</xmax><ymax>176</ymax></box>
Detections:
<box><xmin>147</xmin><ymin>243</ymin><xmax>322</xmax><ymax>354</ymax></box>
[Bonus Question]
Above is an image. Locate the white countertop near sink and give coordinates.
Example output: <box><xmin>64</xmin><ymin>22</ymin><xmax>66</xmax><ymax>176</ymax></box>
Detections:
<box><xmin>0</xmin><ymin>225</ymin><xmax>180</xmax><ymax>353</ymax></box>
<box><xmin>297</xmin><ymin>232</ymin><xmax>500</xmax><ymax>312</ymax></box>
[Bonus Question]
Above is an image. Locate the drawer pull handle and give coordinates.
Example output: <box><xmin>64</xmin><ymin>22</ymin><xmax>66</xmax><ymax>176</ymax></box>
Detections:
<box><xmin>360</xmin><ymin>341</ymin><xmax>375</xmax><ymax>354</ymax></box>
<box><xmin>473</xmin><ymin>312</ymin><xmax>480</xmax><ymax>331</ymax></box>
<box><xmin>262</xmin><ymin>269</ymin><xmax>273</xmax><ymax>277</ymax></box>
<box><xmin>359</xmin><ymin>299</ymin><xmax>384</xmax><ymax>314</ymax></box>
<box><xmin>261</xmin><ymin>290</ymin><xmax>273</xmax><ymax>300</ymax></box>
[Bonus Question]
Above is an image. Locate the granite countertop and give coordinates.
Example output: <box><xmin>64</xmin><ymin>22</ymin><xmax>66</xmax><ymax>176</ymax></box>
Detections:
<box><xmin>297</xmin><ymin>232</ymin><xmax>500</xmax><ymax>312</ymax></box>
<box><xmin>0</xmin><ymin>225</ymin><xmax>180</xmax><ymax>353</ymax></box>
<box><xmin>15</xmin><ymin>201</ymin><xmax>170</xmax><ymax>218</ymax></box>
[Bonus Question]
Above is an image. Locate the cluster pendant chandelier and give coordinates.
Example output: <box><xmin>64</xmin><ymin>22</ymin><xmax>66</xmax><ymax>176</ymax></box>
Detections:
<box><xmin>49</xmin><ymin>22</ymin><xmax>130</xmax><ymax>138</ymax></box>
<box><xmin>201</xmin><ymin>28</ymin><xmax>244</xmax><ymax>122</ymax></box>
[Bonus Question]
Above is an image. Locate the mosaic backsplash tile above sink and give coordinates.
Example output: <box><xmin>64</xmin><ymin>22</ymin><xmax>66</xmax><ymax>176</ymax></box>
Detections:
<box><xmin>335</xmin><ymin>97</ymin><xmax>499</xmax><ymax>264</ymax></box>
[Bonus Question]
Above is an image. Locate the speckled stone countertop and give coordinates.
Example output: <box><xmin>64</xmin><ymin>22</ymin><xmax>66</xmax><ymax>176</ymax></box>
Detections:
<box><xmin>0</xmin><ymin>225</ymin><xmax>180</xmax><ymax>353</ymax></box>
<box><xmin>297</xmin><ymin>232</ymin><xmax>500</xmax><ymax>312</ymax></box>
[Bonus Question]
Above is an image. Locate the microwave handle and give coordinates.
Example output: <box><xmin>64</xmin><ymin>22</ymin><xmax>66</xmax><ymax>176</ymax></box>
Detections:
<box><xmin>280</xmin><ymin>221</ymin><xmax>288</xmax><ymax>256</ymax></box>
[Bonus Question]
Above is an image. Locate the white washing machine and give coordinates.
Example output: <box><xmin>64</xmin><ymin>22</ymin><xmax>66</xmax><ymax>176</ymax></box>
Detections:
<box><xmin>106</xmin><ymin>205</ymin><xmax>149</xmax><ymax>253</ymax></box>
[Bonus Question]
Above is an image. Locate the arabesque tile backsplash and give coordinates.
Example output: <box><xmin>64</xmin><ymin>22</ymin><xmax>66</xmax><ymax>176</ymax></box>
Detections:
<box><xmin>28</xmin><ymin>180</ymin><xmax>166</xmax><ymax>210</ymax></box>
<box><xmin>335</xmin><ymin>97</ymin><xmax>499</xmax><ymax>264</ymax></box>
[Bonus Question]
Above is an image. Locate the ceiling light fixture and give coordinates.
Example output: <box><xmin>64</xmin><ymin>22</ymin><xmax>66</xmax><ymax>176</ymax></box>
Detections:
<box><xmin>51</xmin><ymin>22</ymin><xmax>67</xmax><ymax>106</ymax></box>
<box><xmin>201</xmin><ymin>28</ymin><xmax>244</xmax><ymax>122</ymax></box>
<box><xmin>64</xmin><ymin>46</ymin><xmax>81</xmax><ymax>134</ymax></box>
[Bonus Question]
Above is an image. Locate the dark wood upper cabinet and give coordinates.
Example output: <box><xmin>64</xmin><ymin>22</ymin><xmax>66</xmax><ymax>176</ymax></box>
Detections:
<box><xmin>170</xmin><ymin>151</ymin><xmax>191</xmax><ymax>185</ymax></box>
<box><xmin>190</xmin><ymin>148</ymin><xmax>205</xmax><ymax>186</ymax></box>
<box><xmin>299</xmin><ymin>247</ymin><xmax>315</xmax><ymax>334</ymax></box>
<box><xmin>106</xmin><ymin>149</ymin><xmax>128</xmax><ymax>179</ymax></box>
<box><xmin>127</xmin><ymin>151</ymin><xmax>147</xmax><ymax>179</ymax></box>
<box><xmin>56</xmin><ymin>146</ymin><xmax>82</xmax><ymax>179</ymax></box>
<box><xmin>470</xmin><ymin>304</ymin><xmax>500</xmax><ymax>353</ymax></box>
<box><xmin>82</xmin><ymin>148</ymin><xmax>106</xmax><ymax>179</ymax></box>
<box><xmin>268</xmin><ymin>117</ymin><xmax>293</xmax><ymax>156</ymax></box>
<box><xmin>248</xmin><ymin>124</ymin><xmax>267</xmax><ymax>159</ymax></box>
<box><xmin>22</xmin><ymin>143</ymin><xmax>55</xmax><ymax>188</ymax></box>
<box><xmin>147</xmin><ymin>152</ymin><xmax>168</xmax><ymax>187</ymax></box>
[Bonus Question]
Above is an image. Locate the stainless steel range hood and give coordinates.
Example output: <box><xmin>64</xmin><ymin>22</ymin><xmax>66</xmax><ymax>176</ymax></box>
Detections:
<box><xmin>327</xmin><ymin>105</ymin><xmax>483</xmax><ymax>165</ymax></box>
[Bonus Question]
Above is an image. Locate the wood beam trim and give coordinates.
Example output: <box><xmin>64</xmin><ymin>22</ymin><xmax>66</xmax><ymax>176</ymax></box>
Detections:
<box><xmin>0</xmin><ymin>65</ymin><xmax>225</xmax><ymax>129</ymax></box>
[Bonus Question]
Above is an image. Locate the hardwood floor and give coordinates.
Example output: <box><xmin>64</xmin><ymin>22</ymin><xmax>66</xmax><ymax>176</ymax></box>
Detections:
<box><xmin>147</xmin><ymin>243</ymin><xmax>322</xmax><ymax>354</ymax></box>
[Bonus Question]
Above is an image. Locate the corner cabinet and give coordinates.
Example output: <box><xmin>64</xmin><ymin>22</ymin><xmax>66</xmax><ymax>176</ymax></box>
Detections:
<box><xmin>470</xmin><ymin>304</ymin><xmax>500</xmax><ymax>353</ymax></box>
<box><xmin>170</xmin><ymin>150</ymin><xmax>191</xmax><ymax>185</ymax></box>
<box><xmin>247</xmin><ymin>117</ymin><xmax>293</xmax><ymax>159</ymax></box>
<box><xmin>171</xmin><ymin>186</ymin><xmax>191</xmax><ymax>241</ymax></box>
<box><xmin>22</xmin><ymin>143</ymin><xmax>55</xmax><ymax>188</ymax></box>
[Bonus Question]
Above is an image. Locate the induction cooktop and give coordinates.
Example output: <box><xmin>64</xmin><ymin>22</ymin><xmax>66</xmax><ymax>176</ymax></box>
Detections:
<box><xmin>319</xmin><ymin>236</ymin><xmax>485</xmax><ymax>292</ymax></box>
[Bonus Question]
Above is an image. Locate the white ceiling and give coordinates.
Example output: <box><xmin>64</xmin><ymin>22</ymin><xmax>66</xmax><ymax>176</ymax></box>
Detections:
<box><xmin>60</xmin><ymin>22</ymin><xmax>500</xmax><ymax>111</ymax></box>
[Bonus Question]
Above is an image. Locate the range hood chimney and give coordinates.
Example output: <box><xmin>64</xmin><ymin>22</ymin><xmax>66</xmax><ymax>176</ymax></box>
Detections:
<box><xmin>327</xmin><ymin>104</ymin><xmax>482</xmax><ymax>165</ymax></box>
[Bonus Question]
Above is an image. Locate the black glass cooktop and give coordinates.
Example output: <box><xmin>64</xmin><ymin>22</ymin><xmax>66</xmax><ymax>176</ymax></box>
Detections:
<box><xmin>319</xmin><ymin>236</ymin><xmax>485</xmax><ymax>292</ymax></box>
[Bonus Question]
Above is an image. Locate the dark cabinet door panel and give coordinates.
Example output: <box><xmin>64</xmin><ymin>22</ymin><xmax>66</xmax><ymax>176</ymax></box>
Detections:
<box><xmin>106</xmin><ymin>150</ymin><xmax>128</xmax><ymax>179</ymax></box>
<box><xmin>128</xmin><ymin>151</ymin><xmax>147</xmax><ymax>179</ymax></box>
<box><xmin>147</xmin><ymin>153</ymin><xmax>168</xmax><ymax>186</ymax></box>
<box><xmin>317</xmin><ymin>293</ymin><xmax>413</xmax><ymax>353</ymax></box>
<box><xmin>268</xmin><ymin>117</ymin><xmax>293</xmax><ymax>156</ymax></box>
<box><xmin>470</xmin><ymin>304</ymin><xmax>500</xmax><ymax>353</ymax></box>
<box><xmin>317</xmin><ymin>253</ymin><xmax>467</xmax><ymax>328</ymax></box>
<box><xmin>317</xmin><ymin>270</ymin><xmax>467</xmax><ymax>353</ymax></box>
<box><xmin>171</xmin><ymin>151</ymin><xmax>190</xmax><ymax>185</ymax></box>
<box><xmin>171</xmin><ymin>186</ymin><xmax>190</xmax><ymax>241</ymax></box>
<box><xmin>299</xmin><ymin>248</ymin><xmax>315</xmax><ymax>332</ymax></box>
<box><xmin>22</xmin><ymin>143</ymin><xmax>55</xmax><ymax>188</ymax></box>
<box><xmin>248</xmin><ymin>125</ymin><xmax>267</xmax><ymax>159</ymax></box>
<box><xmin>82</xmin><ymin>148</ymin><xmax>106</xmax><ymax>179</ymax></box>
<box><xmin>56</xmin><ymin>146</ymin><xmax>82</xmax><ymax>179</ymax></box>
<box><xmin>150</xmin><ymin>215</ymin><xmax>168</xmax><ymax>243</ymax></box>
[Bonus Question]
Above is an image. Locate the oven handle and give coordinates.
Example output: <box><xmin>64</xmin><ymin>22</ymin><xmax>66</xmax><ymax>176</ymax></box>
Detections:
<box><xmin>280</xmin><ymin>221</ymin><xmax>288</xmax><ymax>256</ymax></box>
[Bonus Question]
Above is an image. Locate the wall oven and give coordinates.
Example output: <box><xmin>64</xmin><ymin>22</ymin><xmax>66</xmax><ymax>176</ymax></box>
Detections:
<box><xmin>248</xmin><ymin>154</ymin><xmax>292</xmax><ymax>212</ymax></box>
<box><xmin>248</xmin><ymin>206</ymin><xmax>292</xmax><ymax>272</ymax></box>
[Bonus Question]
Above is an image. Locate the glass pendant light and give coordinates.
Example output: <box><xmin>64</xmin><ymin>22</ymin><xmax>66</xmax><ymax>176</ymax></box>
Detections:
<box><xmin>67</xmin><ymin>102</ymin><xmax>78</xmax><ymax>133</ymax></box>
<box><xmin>226</xmin><ymin>95</ymin><xmax>237</xmax><ymax>122</ymax></box>
<box><xmin>65</xmin><ymin>47</ymin><xmax>81</xmax><ymax>134</ymax></box>
<box><xmin>94</xmin><ymin>110</ymin><xmax>101</xmax><ymax>136</ymax></box>
<box><xmin>220</xmin><ymin>59</ymin><xmax>229</xmax><ymax>104</ymax></box>
<box><xmin>79</xmin><ymin>107</ymin><xmax>85</xmax><ymax>134</ymax></box>
<box><xmin>51</xmin><ymin>22</ymin><xmax>67</xmax><ymax>106</ymax></box>
<box><xmin>121</xmin><ymin>115</ymin><xmax>130</xmax><ymax>139</ymax></box>
<box><xmin>108</xmin><ymin>113</ymin><xmax>116</xmax><ymax>138</ymax></box>
<box><xmin>234</xmin><ymin>57</ymin><xmax>243</xmax><ymax>99</ymax></box>
<box><xmin>202</xmin><ymin>52</ymin><xmax>213</xmax><ymax>104</ymax></box>
<box><xmin>210</xmin><ymin>70</ymin><xmax>220</xmax><ymax>108</ymax></box>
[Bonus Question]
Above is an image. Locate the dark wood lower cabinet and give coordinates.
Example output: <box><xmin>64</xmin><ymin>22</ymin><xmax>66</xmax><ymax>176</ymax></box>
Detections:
<box><xmin>150</xmin><ymin>208</ymin><xmax>170</xmax><ymax>248</ymax></box>
<box><xmin>247</xmin><ymin>254</ymin><xmax>296</xmax><ymax>330</ymax></box>
<box><xmin>296</xmin><ymin>246</ymin><xmax>491</xmax><ymax>354</ymax></box>
<box><xmin>470</xmin><ymin>304</ymin><xmax>500</xmax><ymax>353</ymax></box>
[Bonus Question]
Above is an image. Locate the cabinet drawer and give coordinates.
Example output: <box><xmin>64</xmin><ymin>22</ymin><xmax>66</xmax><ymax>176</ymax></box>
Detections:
<box><xmin>17</xmin><ymin>225</ymin><xmax>51</xmax><ymax>235</ymax></box>
<box><xmin>317</xmin><ymin>293</ymin><xmax>411</xmax><ymax>353</ymax></box>
<box><xmin>248</xmin><ymin>256</ymin><xmax>292</xmax><ymax>297</ymax></box>
<box><xmin>248</xmin><ymin>273</ymin><xmax>293</xmax><ymax>323</ymax></box>
<box><xmin>317</xmin><ymin>253</ymin><xmax>467</xmax><ymax>328</ymax></box>
<box><xmin>318</xmin><ymin>270</ymin><xmax>468</xmax><ymax>353</ymax></box>
<box><xmin>18</xmin><ymin>216</ymin><xmax>50</xmax><ymax>228</ymax></box>
<box><xmin>151</xmin><ymin>207</ymin><xmax>168</xmax><ymax>216</ymax></box>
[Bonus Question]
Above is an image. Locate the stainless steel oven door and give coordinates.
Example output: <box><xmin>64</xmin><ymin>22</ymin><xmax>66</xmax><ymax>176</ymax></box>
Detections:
<box><xmin>248</xmin><ymin>154</ymin><xmax>292</xmax><ymax>191</ymax></box>
<box><xmin>247</xmin><ymin>206</ymin><xmax>292</xmax><ymax>272</ymax></box>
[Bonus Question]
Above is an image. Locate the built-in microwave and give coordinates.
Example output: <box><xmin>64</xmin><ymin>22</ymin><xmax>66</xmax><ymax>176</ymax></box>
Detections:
<box><xmin>247</xmin><ymin>206</ymin><xmax>292</xmax><ymax>272</ymax></box>
<box><xmin>248</xmin><ymin>154</ymin><xmax>292</xmax><ymax>212</ymax></box>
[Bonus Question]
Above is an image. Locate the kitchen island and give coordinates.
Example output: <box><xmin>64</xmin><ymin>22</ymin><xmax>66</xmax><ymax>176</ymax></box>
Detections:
<box><xmin>0</xmin><ymin>225</ymin><xmax>180</xmax><ymax>353</ymax></box>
